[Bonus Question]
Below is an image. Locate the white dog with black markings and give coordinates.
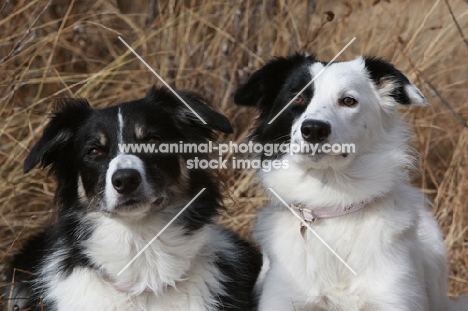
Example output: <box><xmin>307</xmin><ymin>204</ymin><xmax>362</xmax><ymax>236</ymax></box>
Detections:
<box><xmin>234</xmin><ymin>54</ymin><xmax>468</xmax><ymax>311</ymax></box>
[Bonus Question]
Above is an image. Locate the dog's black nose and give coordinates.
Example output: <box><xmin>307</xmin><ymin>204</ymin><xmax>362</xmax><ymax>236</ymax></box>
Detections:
<box><xmin>112</xmin><ymin>169</ymin><xmax>141</xmax><ymax>194</ymax></box>
<box><xmin>301</xmin><ymin>120</ymin><xmax>331</xmax><ymax>143</ymax></box>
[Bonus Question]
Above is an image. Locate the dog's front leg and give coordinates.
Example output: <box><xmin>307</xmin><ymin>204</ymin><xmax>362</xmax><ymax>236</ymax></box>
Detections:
<box><xmin>361</xmin><ymin>263</ymin><xmax>430</xmax><ymax>311</ymax></box>
<box><xmin>257</xmin><ymin>263</ymin><xmax>313</xmax><ymax>311</ymax></box>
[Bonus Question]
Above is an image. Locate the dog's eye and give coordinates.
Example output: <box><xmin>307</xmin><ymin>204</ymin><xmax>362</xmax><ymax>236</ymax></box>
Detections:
<box><xmin>291</xmin><ymin>94</ymin><xmax>305</xmax><ymax>105</ymax></box>
<box><xmin>340</xmin><ymin>97</ymin><xmax>358</xmax><ymax>107</ymax></box>
<box><xmin>147</xmin><ymin>136</ymin><xmax>161</xmax><ymax>145</ymax></box>
<box><xmin>87</xmin><ymin>147</ymin><xmax>104</xmax><ymax>157</ymax></box>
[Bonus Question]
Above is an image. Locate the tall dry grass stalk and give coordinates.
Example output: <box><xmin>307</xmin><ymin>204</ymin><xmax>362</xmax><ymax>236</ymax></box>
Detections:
<box><xmin>0</xmin><ymin>0</ymin><xmax>467</xmax><ymax>302</ymax></box>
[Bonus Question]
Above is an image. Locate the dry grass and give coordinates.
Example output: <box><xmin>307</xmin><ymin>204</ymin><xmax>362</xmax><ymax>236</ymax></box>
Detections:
<box><xmin>0</xmin><ymin>0</ymin><xmax>467</xmax><ymax>302</ymax></box>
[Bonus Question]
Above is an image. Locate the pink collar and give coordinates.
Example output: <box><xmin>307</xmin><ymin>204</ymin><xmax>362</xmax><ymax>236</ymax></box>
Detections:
<box><xmin>290</xmin><ymin>200</ymin><xmax>370</xmax><ymax>223</ymax></box>
<box><xmin>287</xmin><ymin>200</ymin><xmax>371</xmax><ymax>237</ymax></box>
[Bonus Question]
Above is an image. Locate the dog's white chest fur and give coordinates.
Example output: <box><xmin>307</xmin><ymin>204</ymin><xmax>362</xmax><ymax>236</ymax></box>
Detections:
<box><xmin>255</xmin><ymin>184</ymin><xmax>449</xmax><ymax>311</ymax></box>
<box><xmin>41</xmin><ymin>214</ymin><xmax>228</xmax><ymax>311</ymax></box>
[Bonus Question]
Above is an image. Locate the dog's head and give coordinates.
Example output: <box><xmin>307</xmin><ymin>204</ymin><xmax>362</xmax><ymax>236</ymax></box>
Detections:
<box><xmin>25</xmin><ymin>87</ymin><xmax>232</xmax><ymax>225</ymax></box>
<box><xmin>235</xmin><ymin>55</ymin><xmax>426</xmax><ymax>171</ymax></box>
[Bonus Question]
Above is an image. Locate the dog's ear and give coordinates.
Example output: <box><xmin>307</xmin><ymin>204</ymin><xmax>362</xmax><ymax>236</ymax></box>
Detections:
<box><xmin>234</xmin><ymin>53</ymin><xmax>316</xmax><ymax>108</ymax></box>
<box><xmin>24</xmin><ymin>99</ymin><xmax>92</xmax><ymax>173</ymax></box>
<box><xmin>178</xmin><ymin>91</ymin><xmax>233</xmax><ymax>134</ymax></box>
<box><xmin>147</xmin><ymin>87</ymin><xmax>233</xmax><ymax>134</ymax></box>
<box><xmin>234</xmin><ymin>68</ymin><xmax>265</xmax><ymax>107</ymax></box>
<box><xmin>363</xmin><ymin>56</ymin><xmax>427</xmax><ymax>106</ymax></box>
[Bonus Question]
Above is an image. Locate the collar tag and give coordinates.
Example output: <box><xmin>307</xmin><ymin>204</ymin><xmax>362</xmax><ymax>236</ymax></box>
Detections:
<box><xmin>296</xmin><ymin>205</ymin><xmax>316</xmax><ymax>238</ymax></box>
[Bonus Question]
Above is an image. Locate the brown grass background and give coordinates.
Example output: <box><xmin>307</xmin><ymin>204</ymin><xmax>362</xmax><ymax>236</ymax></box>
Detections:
<box><xmin>0</xmin><ymin>0</ymin><xmax>467</xmax><ymax>303</ymax></box>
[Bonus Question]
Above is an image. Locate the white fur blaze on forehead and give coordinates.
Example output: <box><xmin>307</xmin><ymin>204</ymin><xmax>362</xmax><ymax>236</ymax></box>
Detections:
<box><xmin>118</xmin><ymin>108</ymin><xmax>123</xmax><ymax>145</ymax></box>
<box><xmin>405</xmin><ymin>84</ymin><xmax>428</xmax><ymax>106</ymax></box>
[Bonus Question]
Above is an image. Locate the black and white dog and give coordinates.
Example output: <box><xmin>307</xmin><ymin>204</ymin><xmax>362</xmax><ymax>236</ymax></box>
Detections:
<box><xmin>6</xmin><ymin>87</ymin><xmax>262</xmax><ymax>311</ymax></box>
<box><xmin>234</xmin><ymin>54</ymin><xmax>468</xmax><ymax>310</ymax></box>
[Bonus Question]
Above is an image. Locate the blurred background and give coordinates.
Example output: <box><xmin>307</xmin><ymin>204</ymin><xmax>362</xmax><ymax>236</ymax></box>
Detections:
<box><xmin>0</xmin><ymin>0</ymin><xmax>467</xmax><ymax>302</ymax></box>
